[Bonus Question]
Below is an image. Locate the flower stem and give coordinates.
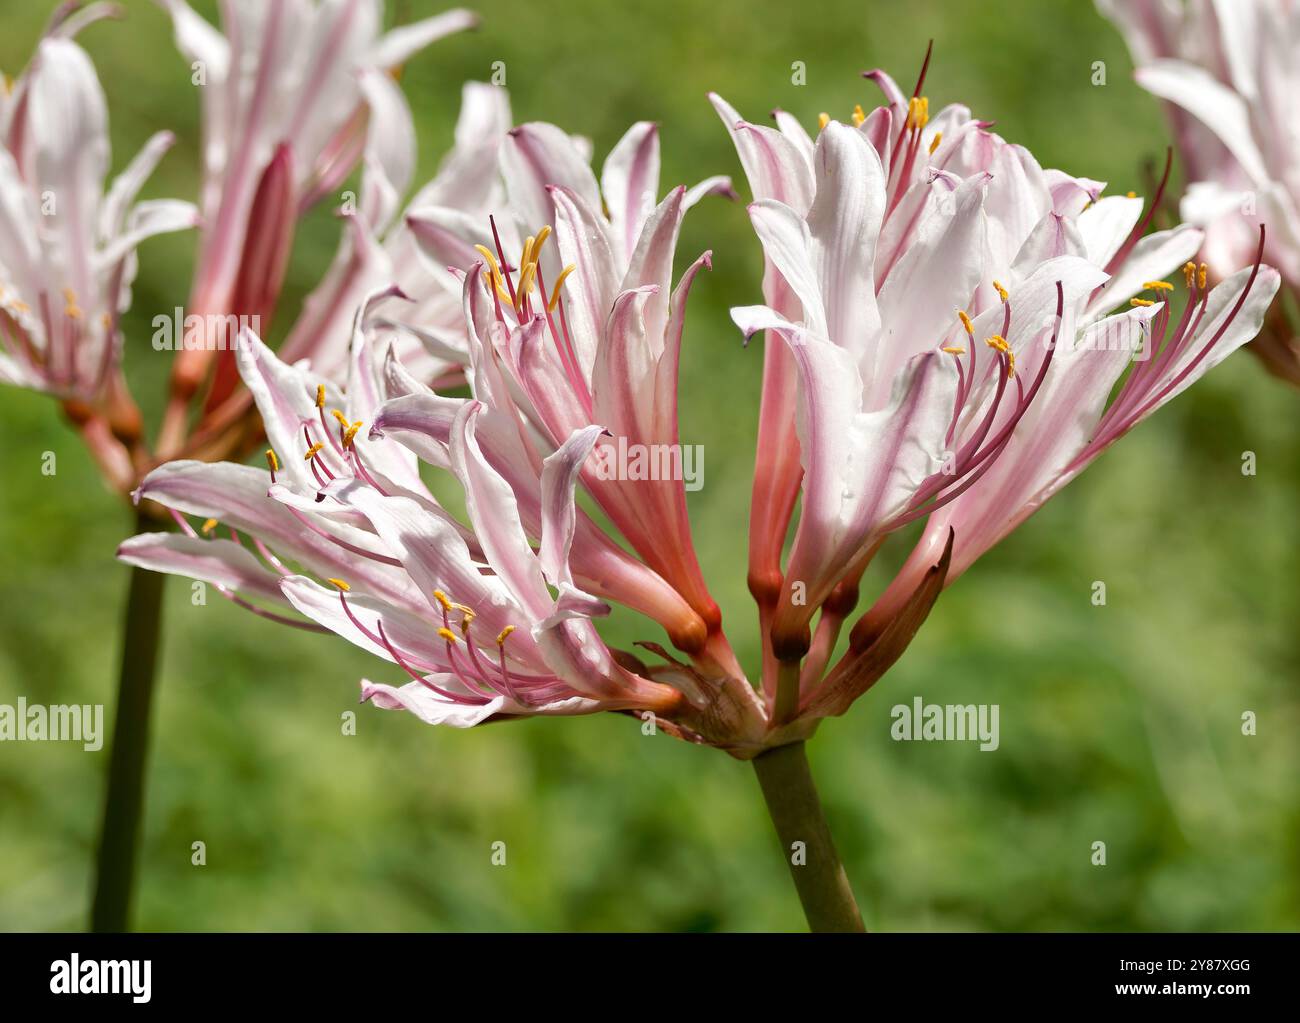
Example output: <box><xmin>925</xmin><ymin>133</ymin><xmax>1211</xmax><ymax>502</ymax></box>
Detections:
<box><xmin>90</xmin><ymin>510</ymin><xmax>166</xmax><ymax>932</ymax></box>
<box><xmin>751</xmin><ymin>740</ymin><xmax>865</xmax><ymax>932</ymax></box>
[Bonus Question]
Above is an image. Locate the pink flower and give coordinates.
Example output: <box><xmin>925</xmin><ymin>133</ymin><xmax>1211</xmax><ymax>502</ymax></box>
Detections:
<box><xmin>0</xmin><ymin>30</ymin><xmax>196</xmax><ymax>401</ymax></box>
<box><xmin>121</xmin><ymin>120</ymin><xmax>767</xmax><ymax>752</ymax></box>
<box><xmin>1098</xmin><ymin>0</ymin><xmax>1300</xmax><ymax>380</ymax></box>
<box><xmin>155</xmin><ymin>0</ymin><xmax>478</xmax><ymax>408</ymax></box>
<box><xmin>717</xmin><ymin>62</ymin><xmax>1278</xmax><ymax>722</ymax></box>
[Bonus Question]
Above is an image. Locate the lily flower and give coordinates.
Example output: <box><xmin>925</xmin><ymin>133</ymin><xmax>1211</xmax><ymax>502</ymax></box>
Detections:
<box><xmin>120</xmin><ymin>307</ymin><xmax>765</xmax><ymax>746</ymax></box>
<box><xmin>392</xmin><ymin>119</ymin><xmax>740</xmax><ymax>667</ymax></box>
<box><xmin>1098</xmin><ymin>0</ymin><xmax>1300</xmax><ymax>383</ymax></box>
<box><xmin>0</xmin><ymin>33</ymin><xmax>196</xmax><ymax>406</ymax></box>
<box><xmin>154</xmin><ymin>0</ymin><xmax>478</xmax><ymax>423</ymax></box>
<box><xmin>719</xmin><ymin>62</ymin><xmax>1277</xmax><ymax>722</ymax></box>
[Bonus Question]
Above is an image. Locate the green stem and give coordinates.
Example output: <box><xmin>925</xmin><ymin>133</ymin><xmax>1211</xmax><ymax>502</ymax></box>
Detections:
<box><xmin>90</xmin><ymin>510</ymin><xmax>166</xmax><ymax>932</ymax></box>
<box><xmin>752</xmin><ymin>740</ymin><xmax>865</xmax><ymax>932</ymax></box>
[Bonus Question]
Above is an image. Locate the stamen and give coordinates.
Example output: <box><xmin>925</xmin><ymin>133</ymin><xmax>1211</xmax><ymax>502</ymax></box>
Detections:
<box><xmin>548</xmin><ymin>265</ymin><xmax>576</xmax><ymax>312</ymax></box>
<box><xmin>1198</xmin><ymin>263</ymin><xmax>1208</xmax><ymax>289</ymax></box>
<box><xmin>437</xmin><ymin>626</ymin><xmax>459</xmax><ymax>644</ymax></box>
<box><xmin>818</xmin><ymin>112</ymin><xmax>830</xmax><ymax>130</ymax></box>
<box><xmin>957</xmin><ymin>309</ymin><xmax>975</xmax><ymax>337</ymax></box>
<box><xmin>327</xmin><ymin>578</ymin><xmax>351</xmax><ymax>592</ymax></box>
<box><xmin>851</xmin><ymin>104</ymin><xmax>866</xmax><ymax>127</ymax></box>
<box><xmin>433</xmin><ymin>589</ymin><xmax>454</xmax><ymax>611</ymax></box>
<box><xmin>496</xmin><ymin>625</ymin><xmax>516</xmax><ymax>646</ymax></box>
<box><xmin>992</xmin><ymin>280</ymin><xmax>1009</xmax><ymax>303</ymax></box>
<box><xmin>265</xmin><ymin>449</ymin><xmax>280</xmax><ymax>481</ymax></box>
<box><xmin>200</xmin><ymin>518</ymin><xmax>218</xmax><ymax>535</ymax></box>
<box><xmin>1183</xmin><ymin>262</ymin><xmax>1197</xmax><ymax>288</ymax></box>
<box><xmin>342</xmin><ymin>420</ymin><xmax>363</xmax><ymax>448</ymax></box>
<box><xmin>315</xmin><ymin>384</ymin><xmax>326</xmax><ymax>408</ymax></box>
<box><xmin>1144</xmin><ymin>280</ymin><xmax>1174</xmax><ymax>292</ymax></box>
<box><xmin>942</xmin><ymin>345</ymin><xmax>965</xmax><ymax>355</ymax></box>
<box><xmin>304</xmin><ymin>442</ymin><xmax>325</xmax><ymax>460</ymax></box>
<box><xmin>928</xmin><ymin>131</ymin><xmax>942</xmax><ymax>155</ymax></box>
<box><xmin>1130</xmin><ymin>298</ymin><xmax>1155</xmax><ymax>307</ymax></box>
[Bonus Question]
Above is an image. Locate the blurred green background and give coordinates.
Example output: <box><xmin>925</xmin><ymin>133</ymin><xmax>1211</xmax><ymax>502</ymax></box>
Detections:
<box><xmin>1</xmin><ymin>0</ymin><xmax>1298</xmax><ymax>932</ymax></box>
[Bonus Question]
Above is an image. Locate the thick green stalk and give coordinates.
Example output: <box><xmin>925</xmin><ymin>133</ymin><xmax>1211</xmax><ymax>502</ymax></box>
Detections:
<box><xmin>90</xmin><ymin>510</ymin><xmax>166</xmax><ymax>932</ymax></box>
<box><xmin>752</xmin><ymin>740</ymin><xmax>865</xmax><ymax>932</ymax></box>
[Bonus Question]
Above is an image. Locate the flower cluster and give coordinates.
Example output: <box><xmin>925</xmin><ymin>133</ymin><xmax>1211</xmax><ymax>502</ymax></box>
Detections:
<box><xmin>113</xmin><ymin>43</ymin><xmax>1278</xmax><ymax>756</ymax></box>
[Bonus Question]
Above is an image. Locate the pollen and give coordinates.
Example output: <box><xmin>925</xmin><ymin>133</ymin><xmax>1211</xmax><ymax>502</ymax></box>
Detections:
<box><xmin>1126</xmin><ymin>190</ymin><xmax>1137</xmax><ymax>198</ymax></box>
<box><xmin>200</xmin><ymin>518</ymin><xmax>218</xmax><ymax>535</ymax></box>
<box><xmin>1198</xmin><ymin>263</ymin><xmax>1208</xmax><ymax>289</ymax></box>
<box><xmin>496</xmin><ymin>625</ymin><xmax>516</xmax><ymax>646</ymax></box>
<box><xmin>327</xmin><ymin>578</ymin><xmax>351</xmax><ymax>592</ymax></box>
<box><xmin>437</xmin><ymin>627</ymin><xmax>460</xmax><ymax>644</ymax></box>
<box><xmin>1143</xmin><ymin>280</ymin><xmax>1174</xmax><ymax>291</ymax></box>
<box><xmin>957</xmin><ymin>309</ymin><xmax>975</xmax><ymax>337</ymax></box>
<box><xmin>907</xmin><ymin>95</ymin><xmax>929</xmax><ymax>130</ymax></box>
<box><xmin>316</xmin><ymin>384</ymin><xmax>326</xmax><ymax>409</ymax></box>
<box><xmin>342</xmin><ymin>421</ymin><xmax>363</xmax><ymax>448</ymax></box>
<box><xmin>517</xmin><ymin>260</ymin><xmax>537</xmax><ymax>297</ymax></box>
<box><xmin>548</xmin><ymin>264</ymin><xmax>577</xmax><ymax>312</ymax></box>
<box><xmin>985</xmin><ymin>334</ymin><xmax>1009</xmax><ymax>353</ymax></box>
<box><xmin>818</xmin><ymin>112</ymin><xmax>830</xmax><ymax>130</ymax></box>
<box><xmin>1183</xmin><ymin>261</ymin><xmax>1197</xmax><ymax>287</ymax></box>
<box><xmin>851</xmin><ymin>104</ymin><xmax>866</xmax><ymax>127</ymax></box>
<box><xmin>942</xmin><ymin>345</ymin><xmax>966</xmax><ymax>355</ymax></box>
<box><xmin>928</xmin><ymin>131</ymin><xmax>942</xmax><ymax>155</ymax></box>
<box><xmin>304</xmin><ymin>441</ymin><xmax>325</xmax><ymax>460</ymax></box>
<box><xmin>1130</xmin><ymin>298</ymin><xmax>1155</xmax><ymax>307</ymax></box>
<box><xmin>992</xmin><ymin>280</ymin><xmax>1008</xmax><ymax>303</ymax></box>
<box><xmin>433</xmin><ymin>589</ymin><xmax>454</xmax><ymax>610</ymax></box>
<box><xmin>265</xmin><ymin>448</ymin><xmax>280</xmax><ymax>473</ymax></box>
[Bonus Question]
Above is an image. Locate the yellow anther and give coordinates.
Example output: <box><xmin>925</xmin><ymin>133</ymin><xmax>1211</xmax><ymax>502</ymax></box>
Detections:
<box><xmin>957</xmin><ymin>310</ymin><xmax>974</xmax><ymax>337</ymax></box>
<box><xmin>327</xmin><ymin>578</ymin><xmax>351</xmax><ymax>592</ymax></box>
<box><xmin>316</xmin><ymin>384</ymin><xmax>326</xmax><ymax>409</ymax></box>
<box><xmin>1126</xmin><ymin>190</ymin><xmax>1137</xmax><ymax>198</ymax></box>
<box><xmin>473</xmin><ymin>244</ymin><xmax>502</xmax><ymax>279</ymax></box>
<box><xmin>496</xmin><ymin>625</ymin><xmax>516</xmax><ymax>646</ymax></box>
<box><xmin>548</xmin><ymin>264</ymin><xmax>577</xmax><ymax>312</ymax></box>
<box><xmin>818</xmin><ymin>112</ymin><xmax>830</xmax><ymax>130</ymax></box>
<box><xmin>200</xmin><ymin>518</ymin><xmax>218</xmax><ymax>535</ymax></box>
<box><xmin>907</xmin><ymin>95</ymin><xmax>929</xmax><ymax>130</ymax></box>
<box><xmin>436</xmin><ymin>627</ymin><xmax>459</xmax><ymax>644</ymax></box>
<box><xmin>1183</xmin><ymin>261</ymin><xmax>1197</xmax><ymax>287</ymax></box>
<box><xmin>342</xmin><ymin>421</ymin><xmax>363</xmax><ymax>448</ymax></box>
<box><xmin>992</xmin><ymin>280</ymin><xmax>1008</xmax><ymax>303</ymax></box>
<box><xmin>433</xmin><ymin>589</ymin><xmax>454</xmax><ymax>611</ymax></box>
<box><xmin>1007</xmin><ymin>351</ymin><xmax>1016</xmax><ymax>376</ymax></box>
<box><xmin>265</xmin><ymin>448</ymin><xmax>280</xmax><ymax>473</ymax></box>
<box><xmin>941</xmin><ymin>345</ymin><xmax>966</xmax><ymax>355</ymax></box>
<box><xmin>520</xmin><ymin>235</ymin><xmax>536</xmax><ymax>273</ymax></box>
<box><xmin>985</xmin><ymin>334</ymin><xmax>1009</xmax><ymax>353</ymax></box>
<box><xmin>851</xmin><ymin>104</ymin><xmax>866</xmax><ymax>127</ymax></box>
<box><xmin>517</xmin><ymin>260</ymin><xmax>537</xmax><ymax>297</ymax></box>
<box><xmin>531</xmin><ymin>224</ymin><xmax>551</xmax><ymax>260</ymax></box>
<box><xmin>304</xmin><ymin>442</ymin><xmax>325</xmax><ymax>460</ymax></box>
<box><xmin>331</xmin><ymin>408</ymin><xmax>350</xmax><ymax>428</ymax></box>
<box><xmin>459</xmin><ymin>610</ymin><xmax>477</xmax><ymax>633</ymax></box>
<box><xmin>1198</xmin><ymin>263</ymin><xmax>1208</xmax><ymax>289</ymax></box>
<box><xmin>928</xmin><ymin>131</ymin><xmax>942</xmax><ymax>155</ymax></box>
<box><xmin>1130</xmin><ymin>298</ymin><xmax>1155</xmax><ymax>307</ymax></box>
<box><xmin>1143</xmin><ymin>280</ymin><xmax>1174</xmax><ymax>291</ymax></box>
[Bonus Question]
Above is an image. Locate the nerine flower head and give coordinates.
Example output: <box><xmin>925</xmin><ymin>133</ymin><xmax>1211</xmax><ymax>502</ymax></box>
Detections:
<box><xmin>1098</xmin><ymin>0</ymin><xmax>1300</xmax><ymax>380</ymax></box>
<box><xmin>122</xmin><ymin>124</ymin><xmax>770</xmax><ymax>754</ymax></box>
<box><xmin>717</xmin><ymin>56</ymin><xmax>1278</xmax><ymax>724</ymax></box>
<box><xmin>0</xmin><ymin>26</ymin><xmax>196</xmax><ymax>402</ymax></box>
<box><xmin>157</xmin><ymin>0</ymin><xmax>478</xmax><ymax>406</ymax></box>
